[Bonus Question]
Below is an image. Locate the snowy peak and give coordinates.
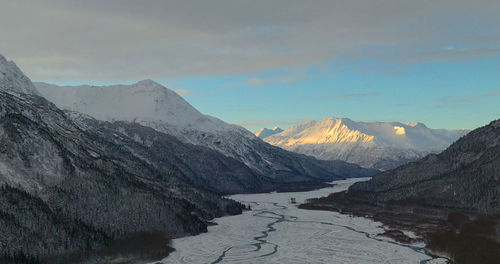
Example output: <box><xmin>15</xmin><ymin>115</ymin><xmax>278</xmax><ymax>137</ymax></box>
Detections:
<box><xmin>264</xmin><ymin>117</ymin><xmax>469</xmax><ymax>170</ymax></box>
<box><xmin>35</xmin><ymin>79</ymin><xmax>236</xmax><ymax>132</ymax></box>
<box><xmin>268</xmin><ymin>118</ymin><xmax>374</xmax><ymax>146</ymax></box>
<box><xmin>255</xmin><ymin>127</ymin><xmax>283</xmax><ymax>138</ymax></box>
<box><xmin>0</xmin><ymin>54</ymin><xmax>39</xmax><ymax>95</ymax></box>
<box><xmin>269</xmin><ymin>117</ymin><xmax>467</xmax><ymax>151</ymax></box>
<box><xmin>35</xmin><ymin>79</ymin><xmax>259</xmax><ymax>159</ymax></box>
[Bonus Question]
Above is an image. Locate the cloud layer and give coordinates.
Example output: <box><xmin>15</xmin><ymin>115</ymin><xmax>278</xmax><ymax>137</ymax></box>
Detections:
<box><xmin>1</xmin><ymin>0</ymin><xmax>499</xmax><ymax>81</ymax></box>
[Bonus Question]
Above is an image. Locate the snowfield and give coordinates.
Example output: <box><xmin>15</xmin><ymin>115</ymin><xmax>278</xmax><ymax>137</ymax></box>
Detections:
<box><xmin>157</xmin><ymin>178</ymin><xmax>448</xmax><ymax>264</ymax></box>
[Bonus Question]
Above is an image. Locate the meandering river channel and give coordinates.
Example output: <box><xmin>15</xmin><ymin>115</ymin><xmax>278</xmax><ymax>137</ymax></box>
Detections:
<box><xmin>157</xmin><ymin>178</ymin><xmax>449</xmax><ymax>264</ymax></box>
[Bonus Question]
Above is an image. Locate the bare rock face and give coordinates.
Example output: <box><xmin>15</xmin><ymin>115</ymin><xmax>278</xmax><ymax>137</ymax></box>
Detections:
<box><xmin>348</xmin><ymin>119</ymin><xmax>500</xmax><ymax>214</ymax></box>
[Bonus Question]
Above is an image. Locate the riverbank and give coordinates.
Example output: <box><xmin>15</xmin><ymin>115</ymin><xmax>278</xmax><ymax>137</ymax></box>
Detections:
<box><xmin>299</xmin><ymin>190</ymin><xmax>500</xmax><ymax>264</ymax></box>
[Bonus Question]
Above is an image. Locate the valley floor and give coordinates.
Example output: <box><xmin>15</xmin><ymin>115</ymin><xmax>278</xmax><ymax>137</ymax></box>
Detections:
<box><xmin>155</xmin><ymin>178</ymin><xmax>449</xmax><ymax>264</ymax></box>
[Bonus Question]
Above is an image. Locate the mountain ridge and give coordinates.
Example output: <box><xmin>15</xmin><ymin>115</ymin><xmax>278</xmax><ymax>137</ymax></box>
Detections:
<box><xmin>35</xmin><ymin>81</ymin><xmax>377</xmax><ymax>181</ymax></box>
<box><xmin>260</xmin><ymin>117</ymin><xmax>468</xmax><ymax>170</ymax></box>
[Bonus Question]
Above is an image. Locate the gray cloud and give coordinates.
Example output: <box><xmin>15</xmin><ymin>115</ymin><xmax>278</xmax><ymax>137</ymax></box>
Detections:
<box><xmin>1</xmin><ymin>0</ymin><xmax>500</xmax><ymax>81</ymax></box>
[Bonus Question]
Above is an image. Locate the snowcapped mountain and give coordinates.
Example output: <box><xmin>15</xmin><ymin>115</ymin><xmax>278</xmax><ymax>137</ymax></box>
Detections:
<box><xmin>36</xmin><ymin>82</ymin><xmax>376</xmax><ymax>181</ymax></box>
<box><xmin>255</xmin><ymin>127</ymin><xmax>283</xmax><ymax>138</ymax></box>
<box><xmin>261</xmin><ymin>118</ymin><xmax>469</xmax><ymax>170</ymax></box>
<box><xmin>0</xmin><ymin>54</ymin><xmax>39</xmax><ymax>95</ymax></box>
<box><xmin>0</xmin><ymin>54</ymin><xmax>252</xmax><ymax>260</ymax></box>
<box><xmin>35</xmin><ymin>79</ymin><xmax>229</xmax><ymax>133</ymax></box>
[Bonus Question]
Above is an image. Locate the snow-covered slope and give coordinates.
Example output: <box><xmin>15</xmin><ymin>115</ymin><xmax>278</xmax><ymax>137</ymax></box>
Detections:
<box><xmin>261</xmin><ymin>118</ymin><xmax>468</xmax><ymax>170</ymax></box>
<box><xmin>0</xmin><ymin>56</ymin><xmax>249</xmax><ymax>259</ymax></box>
<box><xmin>36</xmin><ymin>82</ymin><xmax>377</xmax><ymax>181</ymax></box>
<box><xmin>35</xmin><ymin>81</ymin><xmax>261</xmax><ymax>161</ymax></box>
<box><xmin>255</xmin><ymin>127</ymin><xmax>283</xmax><ymax>138</ymax></box>
<box><xmin>0</xmin><ymin>54</ymin><xmax>39</xmax><ymax>95</ymax></box>
<box><xmin>35</xmin><ymin>80</ymin><xmax>230</xmax><ymax>133</ymax></box>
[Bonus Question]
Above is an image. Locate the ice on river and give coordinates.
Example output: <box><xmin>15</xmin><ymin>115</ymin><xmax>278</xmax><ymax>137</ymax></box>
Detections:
<box><xmin>156</xmin><ymin>178</ymin><xmax>448</xmax><ymax>264</ymax></box>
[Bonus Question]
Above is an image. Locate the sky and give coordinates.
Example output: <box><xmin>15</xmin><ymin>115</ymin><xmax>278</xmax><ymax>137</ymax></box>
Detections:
<box><xmin>1</xmin><ymin>0</ymin><xmax>499</xmax><ymax>131</ymax></box>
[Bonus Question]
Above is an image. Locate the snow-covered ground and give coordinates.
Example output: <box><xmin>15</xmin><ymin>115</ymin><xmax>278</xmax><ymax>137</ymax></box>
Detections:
<box><xmin>156</xmin><ymin>178</ymin><xmax>449</xmax><ymax>264</ymax></box>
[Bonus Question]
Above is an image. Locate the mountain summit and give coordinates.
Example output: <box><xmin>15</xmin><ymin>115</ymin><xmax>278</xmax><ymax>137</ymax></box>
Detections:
<box><xmin>261</xmin><ymin>117</ymin><xmax>468</xmax><ymax>170</ymax></box>
<box><xmin>0</xmin><ymin>54</ymin><xmax>39</xmax><ymax>95</ymax></box>
<box><xmin>35</xmin><ymin>79</ymin><xmax>216</xmax><ymax>130</ymax></box>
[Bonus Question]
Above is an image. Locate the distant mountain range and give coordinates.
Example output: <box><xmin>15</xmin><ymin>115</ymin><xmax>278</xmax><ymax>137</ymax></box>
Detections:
<box><xmin>258</xmin><ymin>118</ymin><xmax>468</xmax><ymax>170</ymax></box>
<box><xmin>299</xmin><ymin>119</ymin><xmax>500</xmax><ymax>264</ymax></box>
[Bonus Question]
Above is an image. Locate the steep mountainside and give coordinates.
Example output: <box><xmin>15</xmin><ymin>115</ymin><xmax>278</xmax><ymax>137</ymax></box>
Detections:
<box><xmin>261</xmin><ymin>118</ymin><xmax>468</xmax><ymax>170</ymax></box>
<box><xmin>0</xmin><ymin>89</ymin><xmax>246</xmax><ymax>260</ymax></box>
<box><xmin>36</xmin><ymin>82</ymin><xmax>377</xmax><ymax>181</ymax></box>
<box><xmin>0</xmin><ymin>56</ymin><xmax>248</xmax><ymax>261</ymax></box>
<box><xmin>68</xmin><ymin>113</ymin><xmax>267</xmax><ymax>195</ymax></box>
<box><xmin>348</xmin><ymin>119</ymin><xmax>500</xmax><ymax>213</ymax></box>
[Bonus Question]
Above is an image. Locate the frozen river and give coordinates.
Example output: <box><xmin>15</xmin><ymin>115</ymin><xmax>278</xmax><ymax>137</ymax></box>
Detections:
<box><xmin>157</xmin><ymin>178</ymin><xmax>448</xmax><ymax>264</ymax></box>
